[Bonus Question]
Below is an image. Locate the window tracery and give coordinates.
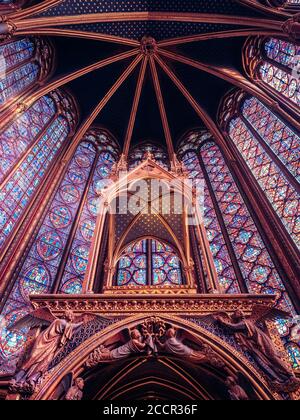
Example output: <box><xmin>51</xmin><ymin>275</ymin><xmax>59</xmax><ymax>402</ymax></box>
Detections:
<box><xmin>0</xmin><ymin>128</ymin><xmax>119</xmax><ymax>369</ymax></box>
<box><xmin>0</xmin><ymin>37</ymin><xmax>54</xmax><ymax>106</ymax></box>
<box><xmin>116</xmin><ymin>239</ymin><xmax>183</xmax><ymax>287</ymax></box>
<box><xmin>221</xmin><ymin>90</ymin><xmax>300</xmax><ymax>251</ymax></box>
<box><xmin>244</xmin><ymin>37</ymin><xmax>300</xmax><ymax>110</ymax></box>
<box><xmin>178</xmin><ymin>130</ymin><xmax>299</xmax><ymax>369</ymax></box>
<box><xmin>0</xmin><ymin>90</ymin><xmax>77</xmax><ymax>252</ymax></box>
<box><xmin>128</xmin><ymin>142</ymin><xmax>170</xmax><ymax>170</ymax></box>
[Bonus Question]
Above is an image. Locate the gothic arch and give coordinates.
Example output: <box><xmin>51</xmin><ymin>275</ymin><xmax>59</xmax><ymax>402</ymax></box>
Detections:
<box><xmin>243</xmin><ymin>35</ymin><xmax>300</xmax><ymax>118</ymax></box>
<box><xmin>218</xmin><ymin>87</ymin><xmax>300</xmax><ymax>291</ymax></box>
<box><xmin>0</xmin><ymin>36</ymin><xmax>55</xmax><ymax>111</ymax></box>
<box><xmin>30</xmin><ymin>314</ymin><xmax>277</xmax><ymax>401</ymax></box>
<box><xmin>112</xmin><ymin>203</ymin><xmax>188</xmax><ymax>267</ymax></box>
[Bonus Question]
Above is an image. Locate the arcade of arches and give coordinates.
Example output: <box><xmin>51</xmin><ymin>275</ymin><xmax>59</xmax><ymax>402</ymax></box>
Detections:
<box><xmin>0</xmin><ymin>0</ymin><xmax>299</xmax><ymax>401</ymax></box>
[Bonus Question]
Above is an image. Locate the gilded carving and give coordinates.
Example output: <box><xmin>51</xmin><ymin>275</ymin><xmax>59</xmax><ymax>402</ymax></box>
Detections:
<box><xmin>86</xmin><ymin>317</ymin><xmax>224</xmax><ymax>371</ymax></box>
<box><xmin>8</xmin><ymin>308</ymin><xmax>101</xmax><ymax>396</ymax></box>
<box><xmin>214</xmin><ymin>309</ymin><xmax>300</xmax><ymax>393</ymax></box>
<box><xmin>31</xmin><ymin>294</ymin><xmax>276</xmax><ymax>316</ymax></box>
<box><xmin>64</xmin><ymin>377</ymin><xmax>85</xmax><ymax>401</ymax></box>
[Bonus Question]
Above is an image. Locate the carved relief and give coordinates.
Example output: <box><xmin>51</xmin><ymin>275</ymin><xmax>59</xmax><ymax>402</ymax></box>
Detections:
<box><xmin>64</xmin><ymin>377</ymin><xmax>85</xmax><ymax>401</ymax></box>
<box><xmin>86</xmin><ymin>317</ymin><xmax>224</xmax><ymax>371</ymax></box>
<box><xmin>225</xmin><ymin>375</ymin><xmax>250</xmax><ymax>401</ymax></box>
<box><xmin>8</xmin><ymin>308</ymin><xmax>102</xmax><ymax>396</ymax></box>
<box><xmin>213</xmin><ymin>309</ymin><xmax>300</xmax><ymax>393</ymax></box>
<box><xmin>31</xmin><ymin>294</ymin><xmax>276</xmax><ymax>315</ymax></box>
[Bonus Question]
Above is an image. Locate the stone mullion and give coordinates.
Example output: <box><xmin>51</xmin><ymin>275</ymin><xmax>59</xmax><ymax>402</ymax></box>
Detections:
<box><xmin>221</xmin><ymin>127</ymin><xmax>300</xmax><ymax>312</ymax></box>
<box><xmin>0</xmin><ymin>136</ymin><xmax>71</xmax><ymax>310</ymax></box>
<box><xmin>0</xmin><ymin>107</ymin><xmax>57</xmax><ymax>192</ymax></box>
<box><xmin>197</xmin><ymin>150</ymin><xmax>248</xmax><ymax>294</ymax></box>
<box><xmin>240</xmin><ymin>113</ymin><xmax>300</xmax><ymax>192</ymax></box>
<box><xmin>51</xmin><ymin>148</ymin><xmax>99</xmax><ymax>294</ymax></box>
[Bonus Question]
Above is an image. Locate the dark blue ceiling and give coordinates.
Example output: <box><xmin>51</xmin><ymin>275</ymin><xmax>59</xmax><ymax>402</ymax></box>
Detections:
<box><xmin>30</xmin><ymin>0</ymin><xmax>265</xmax><ymax>149</ymax></box>
<box><xmin>34</xmin><ymin>0</ymin><xmax>262</xmax><ymax>41</ymax></box>
<box><xmin>63</xmin><ymin>21</ymin><xmax>238</xmax><ymax>42</ymax></box>
<box><xmin>35</xmin><ymin>0</ymin><xmax>262</xmax><ymax>17</ymax></box>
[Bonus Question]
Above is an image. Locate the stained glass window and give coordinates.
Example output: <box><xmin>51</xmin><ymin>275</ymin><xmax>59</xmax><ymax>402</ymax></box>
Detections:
<box><xmin>116</xmin><ymin>239</ymin><xmax>183</xmax><ymax>287</ymax></box>
<box><xmin>0</xmin><ymin>129</ymin><xmax>118</xmax><ymax>371</ymax></box>
<box><xmin>264</xmin><ymin>38</ymin><xmax>300</xmax><ymax>70</ymax></box>
<box><xmin>180</xmin><ymin>148</ymin><xmax>241</xmax><ymax>294</ymax></box>
<box><xmin>255</xmin><ymin>37</ymin><xmax>300</xmax><ymax>107</ymax></box>
<box><xmin>117</xmin><ymin>240</ymin><xmax>148</xmax><ymax>287</ymax></box>
<box><xmin>0</xmin><ymin>63</ymin><xmax>39</xmax><ymax>105</ymax></box>
<box><xmin>0</xmin><ymin>38</ymin><xmax>35</xmax><ymax>72</ymax></box>
<box><xmin>229</xmin><ymin>116</ymin><xmax>300</xmax><ymax>249</ymax></box>
<box><xmin>242</xmin><ymin>96</ymin><xmax>300</xmax><ymax>183</ymax></box>
<box><xmin>179</xmin><ymin>133</ymin><xmax>299</xmax><ymax>369</ymax></box>
<box><xmin>200</xmin><ymin>141</ymin><xmax>294</xmax><ymax>312</ymax></box>
<box><xmin>0</xmin><ymin>95</ymin><xmax>56</xmax><ymax>183</ymax></box>
<box><xmin>259</xmin><ymin>62</ymin><xmax>300</xmax><ymax>107</ymax></box>
<box><xmin>152</xmin><ymin>240</ymin><xmax>182</xmax><ymax>286</ymax></box>
<box><xmin>129</xmin><ymin>143</ymin><xmax>170</xmax><ymax>170</ymax></box>
<box><xmin>59</xmin><ymin>132</ymin><xmax>119</xmax><ymax>295</ymax></box>
<box><xmin>0</xmin><ymin>92</ymin><xmax>75</xmax><ymax>251</ymax></box>
<box><xmin>0</xmin><ymin>38</ymin><xmax>49</xmax><ymax>106</ymax></box>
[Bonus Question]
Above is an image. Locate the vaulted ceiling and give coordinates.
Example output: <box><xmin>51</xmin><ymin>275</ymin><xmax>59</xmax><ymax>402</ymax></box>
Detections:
<box><xmin>15</xmin><ymin>0</ymin><xmax>286</xmax><ymax>154</ymax></box>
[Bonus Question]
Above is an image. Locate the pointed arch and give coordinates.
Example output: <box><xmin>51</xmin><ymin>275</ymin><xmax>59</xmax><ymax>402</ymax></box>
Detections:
<box><xmin>219</xmin><ymin>88</ymin><xmax>300</xmax><ymax>252</ymax></box>
<box><xmin>0</xmin><ymin>89</ymin><xmax>78</xmax><ymax>258</ymax></box>
<box><xmin>0</xmin><ymin>127</ymin><xmax>120</xmax><ymax>370</ymax></box>
<box><xmin>29</xmin><ymin>314</ymin><xmax>277</xmax><ymax>401</ymax></box>
<box><xmin>115</xmin><ymin>238</ymin><xmax>185</xmax><ymax>288</ymax></box>
<box><xmin>243</xmin><ymin>36</ymin><xmax>300</xmax><ymax>115</ymax></box>
<box><xmin>0</xmin><ymin>36</ymin><xmax>54</xmax><ymax>110</ymax></box>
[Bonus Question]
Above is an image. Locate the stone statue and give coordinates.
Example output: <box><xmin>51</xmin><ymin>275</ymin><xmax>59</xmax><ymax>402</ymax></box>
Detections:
<box><xmin>225</xmin><ymin>376</ymin><xmax>249</xmax><ymax>401</ymax></box>
<box><xmin>64</xmin><ymin>377</ymin><xmax>85</xmax><ymax>401</ymax></box>
<box><xmin>86</xmin><ymin>329</ymin><xmax>150</xmax><ymax>368</ymax></box>
<box><xmin>9</xmin><ymin>308</ymin><xmax>95</xmax><ymax>394</ymax></box>
<box><xmin>155</xmin><ymin>327</ymin><xmax>208</xmax><ymax>364</ymax></box>
<box><xmin>214</xmin><ymin>309</ymin><xmax>300</xmax><ymax>392</ymax></box>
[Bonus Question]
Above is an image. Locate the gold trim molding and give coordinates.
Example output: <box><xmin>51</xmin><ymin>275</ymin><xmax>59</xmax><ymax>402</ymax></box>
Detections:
<box><xmin>31</xmin><ymin>293</ymin><xmax>276</xmax><ymax>316</ymax></box>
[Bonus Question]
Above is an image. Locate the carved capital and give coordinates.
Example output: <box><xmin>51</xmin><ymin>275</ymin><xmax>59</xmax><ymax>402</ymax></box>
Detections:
<box><xmin>0</xmin><ymin>18</ymin><xmax>16</xmax><ymax>41</ymax></box>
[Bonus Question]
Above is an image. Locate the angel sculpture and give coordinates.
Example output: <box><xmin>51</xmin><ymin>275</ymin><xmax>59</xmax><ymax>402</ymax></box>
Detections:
<box><xmin>9</xmin><ymin>308</ymin><xmax>97</xmax><ymax>394</ymax></box>
<box><xmin>155</xmin><ymin>327</ymin><xmax>209</xmax><ymax>364</ymax></box>
<box><xmin>86</xmin><ymin>328</ymin><xmax>150</xmax><ymax>368</ymax></box>
<box><xmin>212</xmin><ymin>306</ymin><xmax>300</xmax><ymax>392</ymax></box>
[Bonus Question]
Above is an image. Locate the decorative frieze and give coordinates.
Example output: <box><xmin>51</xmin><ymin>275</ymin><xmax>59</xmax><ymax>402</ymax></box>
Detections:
<box><xmin>31</xmin><ymin>293</ymin><xmax>276</xmax><ymax>316</ymax></box>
